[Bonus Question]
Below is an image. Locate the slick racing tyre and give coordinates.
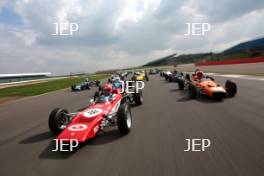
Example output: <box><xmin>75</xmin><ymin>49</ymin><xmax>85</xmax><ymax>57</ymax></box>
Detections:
<box><xmin>86</xmin><ymin>84</ymin><xmax>90</xmax><ymax>89</ymax></box>
<box><xmin>145</xmin><ymin>75</ymin><xmax>149</xmax><ymax>81</ymax></box>
<box><xmin>117</xmin><ymin>103</ymin><xmax>132</xmax><ymax>135</ymax></box>
<box><xmin>95</xmin><ymin>80</ymin><xmax>100</xmax><ymax>87</ymax></box>
<box><xmin>71</xmin><ymin>85</ymin><xmax>75</xmax><ymax>91</ymax></box>
<box><xmin>225</xmin><ymin>80</ymin><xmax>237</xmax><ymax>97</ymax></box>
<box><xmin>133</xmin><ymin>90</ymin><xmax>143</xmax><ymax>105</ymax></box>
<box><xmin>94</xmin><ymin>91</ymin><xmax>100</xmax><ymax>101</ymax></box>
<box><xmin>178</xmin><ymin>79</ymin><xmax>185</xmax><ymax>90</ymax></box>
<box><xmin>189</xmin><ymin>84</ymin><xmax>197</xmax><ymax>98</ymax></box>
<box><xmin>131</xmin><ymin>76</ymin><xmax>136</xmax><ymax>81</ymax></box>
<box><xmin>49</xmin><ymin>108</ymin><xmax>69</xmax><ymax>135</ymax></box>
<box><xmin>185</xmin><ymin>74</ymin><xmax>190</xmax><ymax>80</ymax></box>
<box><xmin>128</xmin><ymin>81</ymin><xmax>133</xmax><ymax>87</ymax></box>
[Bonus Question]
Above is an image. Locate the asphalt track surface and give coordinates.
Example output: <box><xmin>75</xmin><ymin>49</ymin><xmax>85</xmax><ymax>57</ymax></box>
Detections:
<box><xmin>1</xmin><ymin>75</ymin><xmax>264</xmax><ymax>176</ymax></box>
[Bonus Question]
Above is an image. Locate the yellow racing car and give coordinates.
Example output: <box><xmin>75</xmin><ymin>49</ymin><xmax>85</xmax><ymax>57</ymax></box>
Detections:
<box><xmin>132</xmin><ymin>71</ymin><xmax>149</xmax><ymax>81</ymax></box>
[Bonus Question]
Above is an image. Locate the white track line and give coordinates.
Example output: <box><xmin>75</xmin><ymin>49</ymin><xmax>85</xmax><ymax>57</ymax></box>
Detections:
<box><xmin>210</xmin><ymin>73</ymin><xmax>264</xmax><ymax>81</ymax></box>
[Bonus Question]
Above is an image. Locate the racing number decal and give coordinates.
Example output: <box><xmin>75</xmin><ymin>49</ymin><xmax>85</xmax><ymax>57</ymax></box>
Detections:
<box><xmin>68</xmin><ymin>124</ymin><xmax>87</xmax><ymax>131</ymax></box>
<box><xmin>83</xmin><ymin>108</ymin><xmax>103</xmax><ymax>118</ymax></box>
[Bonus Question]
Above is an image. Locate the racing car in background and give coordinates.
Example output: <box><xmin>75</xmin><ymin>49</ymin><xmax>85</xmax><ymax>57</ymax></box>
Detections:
<box><xmin>160</xmin><ymin>71</ymin><xmax>172</xmax><ymax>80</ymax></box>
<box><xmin>149</xmin><ymin>69</ymin><xmax>160</xmax><ymax>75</ymax></box>
<box><xmin>166</xmin><ymin>71</ymin><xmax>185</xmax><ymax>83</ymax></box>
<box><xmin>71</xmin><ymin>79</ymin><xmax>100</xmax><ymax>91</ymax></box>
<box><xmin>108</xmin><ymin>74</ymin><xmax>123</xmax><ymax>83</ymax></box>
<box><xmin>120</xmin><ymin>72</ymin><xmax>128</xmax><ymax>78</ymax></box>
<box><xmin>131</xmin><ymin>71</ymin><xmax>149</xmax><ymax>81</ymax></box>
<box><xmin>49</xmin><ymin>83</ymin><xmax>143</xmax><ymax>147</ymax></box>
<box><xmin>178</xmin><ymin>69</ymin><xmax>237</xmax><ymax>100</ymax></box>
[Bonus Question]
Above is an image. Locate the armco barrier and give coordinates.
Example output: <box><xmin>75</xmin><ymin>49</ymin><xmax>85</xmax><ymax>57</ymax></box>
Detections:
<box><xmin>195</xmin><ymin>57</ymin><xmax>264</xmax><ymax>66</ymax></box>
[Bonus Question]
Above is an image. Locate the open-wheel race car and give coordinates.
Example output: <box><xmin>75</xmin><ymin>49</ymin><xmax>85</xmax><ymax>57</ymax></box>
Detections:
<box><xmin>178</xmin><ymin>69</ymin><xmax>237</xmax><ymax>100</ymax></box>
<box><xmin>48</xmin><ymin>83</ymin><xmax>143</xmax><ymax>147</ymax></box>
<box><xmin>166</xmin><ymin>70</ymin><xmax>185</xmax><ymax>83</ymax></box>
<box><xmin>71</xmin><ymin>79</ymin><xmax>100</xmax><ymax>91</ymax></box>
<box><xmin>131</xmin><ymin>71</ymin><xmax>149</xmax><ymax>82</ymax></box>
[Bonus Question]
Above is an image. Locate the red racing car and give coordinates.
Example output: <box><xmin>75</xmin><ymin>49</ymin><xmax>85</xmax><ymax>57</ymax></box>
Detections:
<box><xmin>48</xmin><ymin>83</ymin><xmax>143</xmax><ymax>145</ymax></box>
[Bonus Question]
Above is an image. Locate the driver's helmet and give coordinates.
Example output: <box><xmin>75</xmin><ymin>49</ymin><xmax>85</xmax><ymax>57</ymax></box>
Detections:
<box><xmin>102</xmin><ymin>83</ymin><xmax>112</xmax><ymax>96</ymax></box>
<box><xmin>113</xmin><ymin>79</ymin><xmax>122</xmax><ymax>88</ymax></box>
<box><xmin>196</xmin><ymin>70</ymin><xmax>204</xmax><ymax>79</ymax></box>
<box><xmin>195</xmin><ymin>69</ymin><xmax>201</xmax><ymax>74</ymax></box>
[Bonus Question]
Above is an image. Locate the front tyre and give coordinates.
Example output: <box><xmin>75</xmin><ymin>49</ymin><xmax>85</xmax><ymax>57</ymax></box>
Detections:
<box><xmin>185</xmin><ymin>74</ymin><xmax>190</xmax><ymax>80</ymax></box>
<box><xmin>145</xmin><ymin>75</ymin><xmax>149</xmax><ymax>81</ymax></box>
<box><xmin>49</xmin><ymin>108</ymin><xmax>69</xmax><ymax>135</ymax></box>
<box><xmin>86</xmin><ymin>84</ymin><xmax>90</xmax><ymax>89</ymax></box>
<box><xmin>117</xmin><ymin>103</ymin><xmax>132</xmax><ymax>135</ymax></box>
<box><xmin>71</xmin><ymin>85</ymin><xmax>75</xmax><ymax>91</ymax></box>
<box><xmin>133</xmin><ymin>90</ymin><xmax>143</xmax><ymax>105</ymax></box>
<box><xmin>94</xmin><ymin>91</ymin><xmax>100</xmax><ymax>101</ymax></box>
<box><xmin>96</xmin><ymin>80</ymin><xmax>100</xmax><ymax>87</ymax></box>
<box><xmin>189</xmin><ymin>84</ymin><xmax>197</xmax><ymax>98</ymax></box>
<box><xmin>178</xmin><ymin>79</ymin><xmax>184</xmax><ymax>90</ymax></box>
<box><xmin>225</xmin><ymin>80</ymin><xmax>237</xmax><ymax>97</ymax></box>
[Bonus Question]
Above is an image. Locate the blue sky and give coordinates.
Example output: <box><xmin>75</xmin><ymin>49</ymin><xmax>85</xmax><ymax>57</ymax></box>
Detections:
<box><xmin>0</xmin><ymin>4</ymin><xmax>23</xmax><ymax>26</ymax></box>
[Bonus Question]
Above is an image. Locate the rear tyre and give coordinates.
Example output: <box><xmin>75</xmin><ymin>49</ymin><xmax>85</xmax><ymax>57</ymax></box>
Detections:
<box><xmin>49</xmin><ymin>108</ymin><xmax>69</xmax><ymax>135</ymax></box>
<box><xmin>86</xmin><ymin>84</ymin><xmax>90</xmax><ymax>89</ymax></box>
<box><xmin>117</xmin><ymin>103</ymin><xmax>132</xmax><ymax>135</ymax></box>
<box><xmin>185</xmin><ymin>74</ymin><xmax>190</xmax><ymax>80</ymax></box>
<box><xmin>178</xmin><ymin>79</ymin><xmax>184</xmax><ymax>90</ymax></box>
<box><xmin>133</xmin><ymin>90</ymin><xmax>143</xmax><ymax>105</ymax></box>
<box><xmin>189</xmin><ymin>84</ymin><xmax>197</xmax><ymax>98</ymax></box>
<box><xmin>71</xmin><ymin>85</ymin><xmax>75</xmax><ymax>91</ymax></box>
<box><xmin>94</xmin><ymin>91</ymin><xmax>100</xmax><ymax>101</ymax></box>
<box><xmin>96</xmin><ymin>80</ymin><xmax>100</xmax><ymax>87</ymax></box>
<box><xmin>132</xmin><ymin>75</ymin><xmax>136</xmax><ymax>81</ymax></box>
<box><xmin>145</xmin><ymin>75</ymin><xmax>149</xmax><ymax>81</ymax></box>
<box><xmin>225</xmin><ymin>80</ymin><xmax>237</xmax><ymax>97</ymax></box>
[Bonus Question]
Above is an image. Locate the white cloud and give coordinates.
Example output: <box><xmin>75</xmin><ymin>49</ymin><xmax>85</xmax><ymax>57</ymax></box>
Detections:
<box><xmin>12</xmin><ymin>30</ymin><xmax>37</xmax><ymax>46</ymax></box>
<box><xmin>0</xmin><ymin>0</ymin><xmax>263</xmax><ymax>74</ymax></box>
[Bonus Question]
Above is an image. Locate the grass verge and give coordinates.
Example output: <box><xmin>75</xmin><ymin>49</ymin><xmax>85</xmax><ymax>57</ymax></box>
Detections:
<box><xmin>0</xmin><ymin>74</ymin><xmax>110</xmax><ymax>97</ymax></box>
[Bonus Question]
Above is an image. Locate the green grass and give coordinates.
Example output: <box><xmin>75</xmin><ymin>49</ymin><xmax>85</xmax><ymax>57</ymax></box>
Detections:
<box><xmin>0</xmin><ymin>74</ymin><xmax>110</xmax><ymax>97</ymax></box>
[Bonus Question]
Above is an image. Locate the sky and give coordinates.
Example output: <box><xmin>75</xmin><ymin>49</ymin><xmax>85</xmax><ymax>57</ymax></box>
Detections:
<box><xmin>0</xmin><ymin>0</ymin><xmax>263</xmax><ymax>75</ymax></box>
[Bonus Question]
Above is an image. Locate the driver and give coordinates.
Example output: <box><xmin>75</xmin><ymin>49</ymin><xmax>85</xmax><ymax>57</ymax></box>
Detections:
<box><xmin>102</xmin><ymin>83</ymin><xmax>112</xmax><ymax>96</ymax></box>
<box><xmin>195</xmin><ymin>69</ymin><xmax>204</xmax><ymax>80</ymax></box>
<box><xmin>112</xmin><ymin>78</ymin><xmax>123</xmax><ymax>89</ymax></box>
<box><xmin>94</xmin><ymin>83</ymin><xmax>118</xmax><ymax>102</ymax></box>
